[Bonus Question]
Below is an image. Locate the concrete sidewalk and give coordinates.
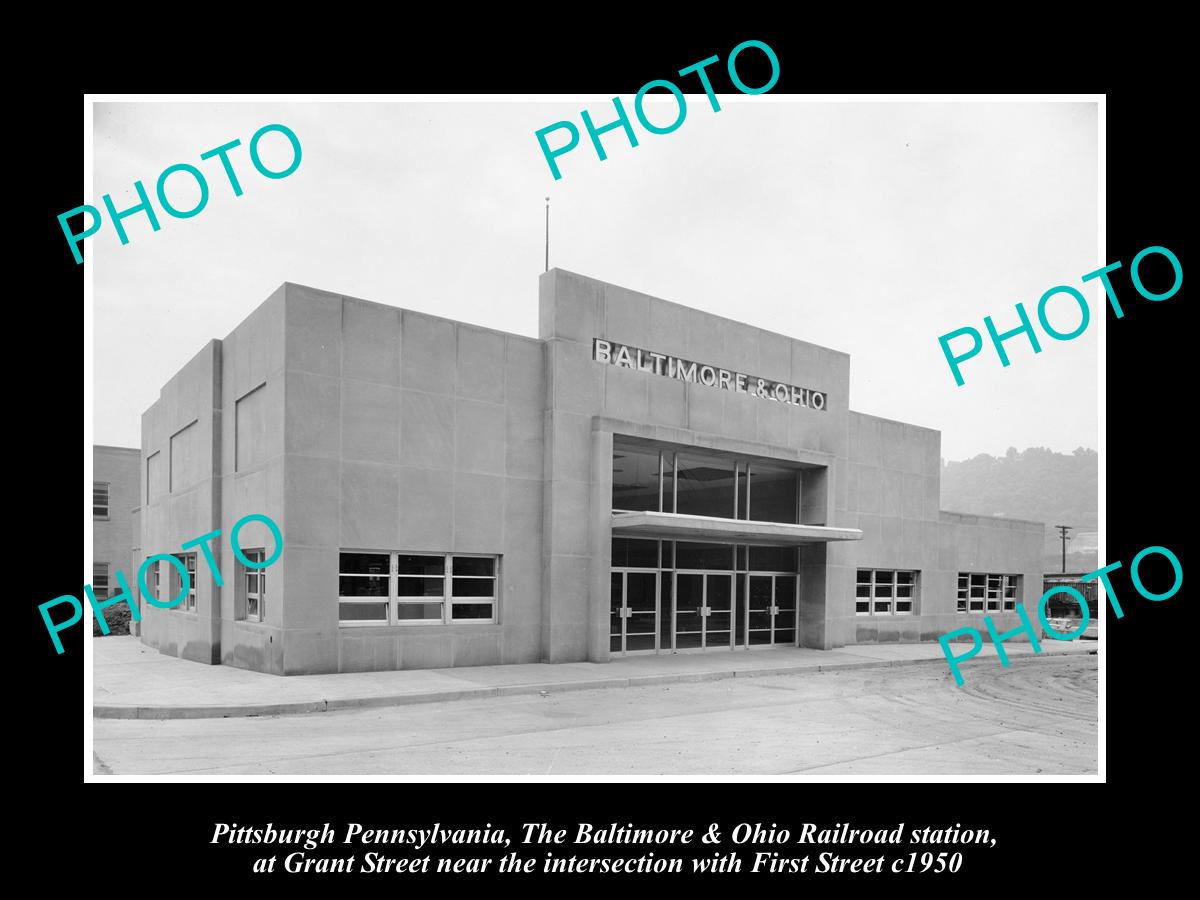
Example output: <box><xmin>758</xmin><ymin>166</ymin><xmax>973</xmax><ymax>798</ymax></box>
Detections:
<box><xmin>92</xmin><ymin>635</ymin><xmax>1095</xmax><ymax>720</ymax></box>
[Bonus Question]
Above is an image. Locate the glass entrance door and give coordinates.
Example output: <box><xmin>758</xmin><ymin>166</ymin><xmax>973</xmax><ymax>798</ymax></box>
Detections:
<box><xmin>674</xmin><ymin>571</ymin><xmax>734</xmax><ymax>651</ymax></box>
<box><xmin>675</xmin><ymin>573</ymin><xmax>703</xmax><ymax>649</ymax></box>
<box><xmin>705</xmin><ymin>573</ymin><xmax>733</xmax><ymax>650</ymax></box>
<box><xmin>773</xmin><ymin>575</ymin><xmax>797</xmax><ymax>645</ymax></box>
<box><xmin>610</xmin><ymin>570</ymin><xmax>659</xmax><ymax>655</ymax></box>
<box><xmin>740</xmin><ymin>573</ymin><xmax>798</xmax><ymax>646</ymax></box>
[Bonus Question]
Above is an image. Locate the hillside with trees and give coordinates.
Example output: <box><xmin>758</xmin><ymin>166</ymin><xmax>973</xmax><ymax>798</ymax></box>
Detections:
<box><xmin>940</xmin><ymin>447</ymin><xmax>1098</xmax><ymax>572</ymax></box>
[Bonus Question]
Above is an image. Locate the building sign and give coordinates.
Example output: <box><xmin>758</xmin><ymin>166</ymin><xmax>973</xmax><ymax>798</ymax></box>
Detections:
<box><xmin>593</xmin><ymin>339</ymin><xmax>827</xmax><ymax>410</ymax></box>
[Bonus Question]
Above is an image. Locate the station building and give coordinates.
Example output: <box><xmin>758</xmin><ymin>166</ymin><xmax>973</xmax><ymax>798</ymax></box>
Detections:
<box><xmin>136</xmin><ymin>270</ymin><xmax>1043</xmax><ymax>674</ymax></box>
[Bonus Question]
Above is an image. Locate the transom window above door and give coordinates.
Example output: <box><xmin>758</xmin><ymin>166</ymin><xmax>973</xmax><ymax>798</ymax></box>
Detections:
<box><xmin>612</xmin><ymin>441</ymin><xmax>803</xmax><ymax>525</ymax></box>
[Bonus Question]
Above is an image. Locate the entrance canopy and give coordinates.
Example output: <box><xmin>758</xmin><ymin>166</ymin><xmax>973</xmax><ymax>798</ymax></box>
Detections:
<box><xmin>610</xmin><ymin>511</ymin><xmax>863</xmax><ymax>546</ymax></box>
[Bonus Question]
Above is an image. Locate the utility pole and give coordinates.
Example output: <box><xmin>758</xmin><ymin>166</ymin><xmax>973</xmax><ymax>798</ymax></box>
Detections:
<box><xmin>1055</xmin><ymin>525</ymin><xmax>1071</xmax><ymax>574</ymax></box>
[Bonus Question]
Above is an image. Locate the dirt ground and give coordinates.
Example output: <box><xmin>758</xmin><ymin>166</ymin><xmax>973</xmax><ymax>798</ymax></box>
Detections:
<box><xmin>93</xmin><ymin>653</ymin><xmax>1097</xmax><ymax>776</ymax></box>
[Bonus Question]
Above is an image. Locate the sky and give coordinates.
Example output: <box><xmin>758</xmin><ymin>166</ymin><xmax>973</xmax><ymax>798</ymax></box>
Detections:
<box><xmin>92</xmin><ymin>99</ymin><xmax>1098</xmax><ymax>461</ymax></box>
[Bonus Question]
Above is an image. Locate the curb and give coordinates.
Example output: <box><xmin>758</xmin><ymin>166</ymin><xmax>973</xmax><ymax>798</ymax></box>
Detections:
<box><xmin>93</xmin><ymin>648</ymin><xmax>1093</xmax><ymax>721</ymax></box>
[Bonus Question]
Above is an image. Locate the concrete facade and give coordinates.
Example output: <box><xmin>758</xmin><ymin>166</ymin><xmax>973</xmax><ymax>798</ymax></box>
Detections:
<box><xmin>136</xmin><ymin>271</ymin><xmax>1043</xmax><ymax>675</ymax></box>
<box><xmin>93</xmin><ymin>445</ymin><xmax>139</xmax><ymax>598</ymax></box>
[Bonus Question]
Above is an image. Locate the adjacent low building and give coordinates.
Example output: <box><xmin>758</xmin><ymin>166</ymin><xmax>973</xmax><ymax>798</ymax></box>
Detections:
<box><xmin>93</xmin><ymin>445</ymin><xmax>139</xmax><ymax>607</ymax></box>
<box><xmin>135</xmin><ymin>270</ymin><xmax>1043</xmax><ymax>674</ymax></box>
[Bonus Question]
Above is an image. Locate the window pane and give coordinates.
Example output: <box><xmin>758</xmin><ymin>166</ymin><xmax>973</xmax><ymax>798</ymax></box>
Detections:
<box><xmin>339</xmin><ymin>602</ymin><xmax>388</xmax><ymax>621</ymax></box>
<box><xmin>874</xmin><ymin>582</ymin><xmax>892</xmax><ymax>598</ymax></box>
<box><xmin>856</xmin><ymin>601</ymin><xmax>870</xmax><ymax>615</ymax></box>
<box><xmin>676</xmin><ymin>541</ymin><xmax>733</xmax><ymax>570</ymax></box>
<box><xmin>611</xmin><ymin>538</ymin><xmax>659</xmax><ymax>568</ymax></box>
<box><xmin>897</xmin><ymin>585</ymin><xmax>913</xmax><ymax>598</ymax></box>
<box><xmin>748</xmin><ymin>545</ymin><xmax>795</xmax><ymax>572</ymax></box>
<box><xmin>747</xmin><ymin>463</ymin><xmax>798</xmax><ymax>524</ymax></box>
<box><xmin>957</xmin><ymin>598</ymin><xmax>967</xmax><ymax>612</ymax></box>
<box><xmin>874</xmin><ymin>600</ymin><xmax>891</xmax><ymax>613</ymax></box>
<box><xmin>453</xmin><ymin>557</ymin><xmax>494</xmax><ymax>577</ymax></box>
<box><xmin>895</xmin><ymin>600</ymin><xmax>912</xmax><ymax>613</ymax></box>
<box><xmin>897</xmin><ymin>571</ymin><xmax>914</xmax><ymax>585</ymax></box>
<box><xmin>247</xmin><ymin>597</ymin><xmax>259</xmax><ymax>617</ymax></box>
<box><xmin>857</xmin><ymin>569</ymin><xmax>871</xmax><ymax>583</ymax></box>
<box><xmin>396</xmin><ymin>602</ymin><xmax>443</xmax><ymax>620</ymax></box>
<box><xmin>675</xmin><ymin>452</ymin><xmax>737</xmax><ymax>518</ymax></box>
<box><xmin>451</xmin><ymin>603</ymin><xmax>494</xmax><ymax>620</ymax></box>
<box><xmin>93</xmin><ymin>565</ymin><xmax>110</xmax><ymax>598</ymax></box>
<box><xmin>612</xmin><ymin>443</ymin><xmax>662</xmax><ymax>512</ymax></box>
<box><xmin>339</xmin><ymin>575</ymin><xmax>388</xmax><ymax>597</ymax></box>
<box><xmin>396</xmin><ymin>554</ymin><xmax>443</xmax><ymax>575</ymax></box>
<box><xmin>452</xmin><ymin>578</ymin><xmax>494</xmax><ymax>597</ymax></box>
<box><xmin>340</xmin><ymin>552</ymin><xmax>390</xmax><ymax>575</ymax></box>
<box><xmin>971</xmin><ymin>573</ymin><xmax>985</xmax><ymax>587</ymax></box>
<box><xmin>397</xmin><ymin>576</ymin><xmax>444</xmax><ymax>597</ymax></box>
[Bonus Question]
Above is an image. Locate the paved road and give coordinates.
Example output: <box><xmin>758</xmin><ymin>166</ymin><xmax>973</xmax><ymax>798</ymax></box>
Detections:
<box><xmin>93</xmin><ymin>655</ymin><xmax>1097</xmax><ymax>776</ymax></box>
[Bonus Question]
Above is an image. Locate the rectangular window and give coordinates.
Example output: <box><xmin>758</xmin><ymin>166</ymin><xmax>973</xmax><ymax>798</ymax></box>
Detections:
<box><xmin>895</xmin><ymin>570</ymin><xmax>915</xmax><ymax>614</ymax></box>
<box><xmin>611</xmin><ymin>444</ymin><xmax>663</xmax><ymax>512</ymax></box>
<box><xmin>968</xmin><ymin>572</ymin><xmax>986</xmax><ymax>612</ymax></box>
<box><xmin>241</xmin><ymin>549</ymin><xmax>266</xmax><ymax>622</ymax></box>
<box><xmin>856</xmin><ymin>569</ymin><xmax>918</xmax><ymax>616</ymax></box>
<box><xmin>93</xmin><ymin>563</ymin><xmax>110</xmax><ymax>599</ymax></box>
<box><xmin>855</xmin><ymin>569</ymin><xmax>871</xmax><ymax>615</ymax></box>
<box><xmin>1003</xmin><ymin>575</ymin><xmax>1018</xmax><ymax>610</ymax></box>
<box><xmin>93</xmin><ymin>482</ymin><xmax>110</xmax><ymax>518</ymax></box>
<box><xmin>339</xmin><ymin>552</ymin><xmax>391</xmax><ymax>623</ymax></box>
<box><xmin>958</xmin><ymin>573</ymin><xmax>1021</xmax><ymax>613</ymax></box>
<box><xmin>449</xmin><ymin>556</ymin><xmax>496</xmax><ymax>622</ymax></box>
<box><xmin>339</xmin><ymin>552</ymin><xmax>499</xmax><ymax>626</ymax></box>
<box><xmin>397</xmin><ymin>553</ymin><xmax>446</xmax><ymax>623</ymax></box>
<box><xmin>986</xmin><ymin>573</ymin><xmax>1002</xmax><ymax>612</ymax></box>
<box><xmin>172</xmin><ymin>553</ymin><xmax>197</xmax><ymax>612</ymax></box>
